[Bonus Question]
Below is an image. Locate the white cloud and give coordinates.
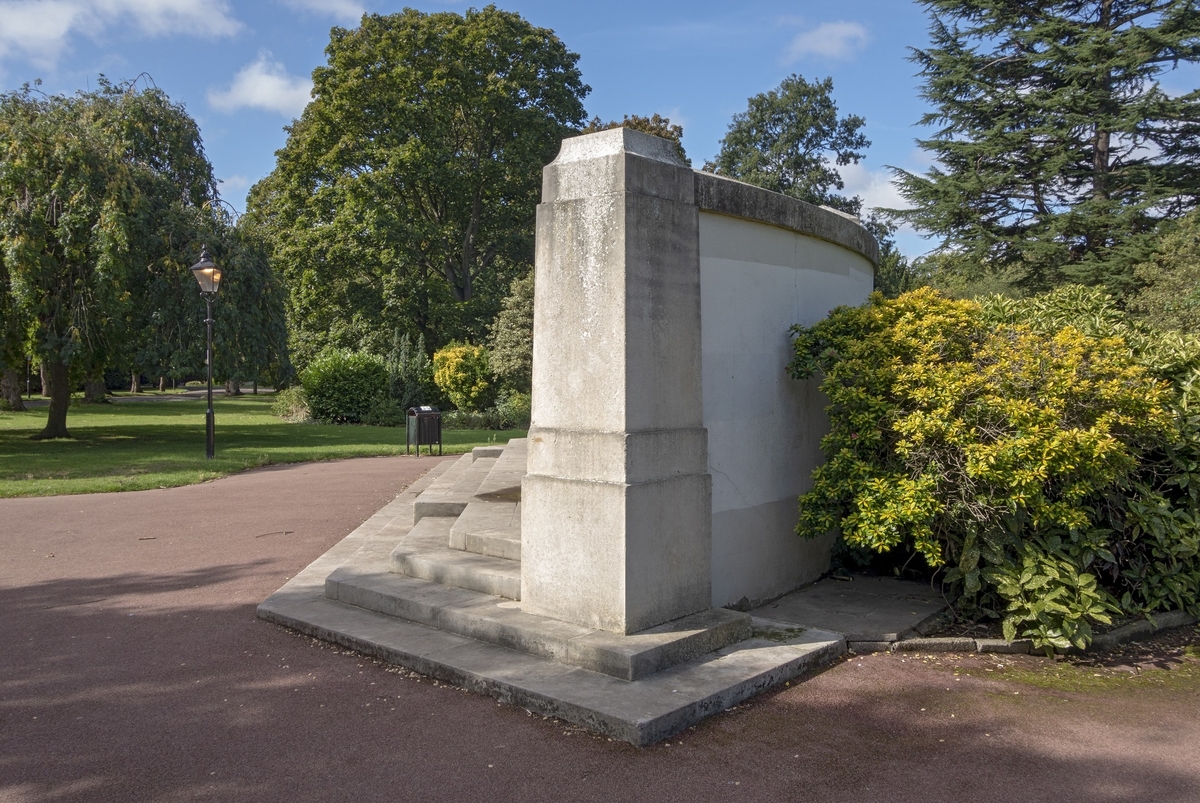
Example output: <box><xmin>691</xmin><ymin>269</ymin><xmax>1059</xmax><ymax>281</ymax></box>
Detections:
<box><xmin>840</xmin><ymin>162</ymin><xmax>909</xmax><ymax>215</ymax></box>
<box><xmin>207</xmin><ymin>52</ymin><xmax>312</xmax><ymax>118</ymax></box>
<box><xmin>785</xmin><ymin>21</ymin><xmax>869</xmax><ymax>62</ymax></box>
<box><xmin>0</xmin><ymin>0</ymin><xmax>241</xmax><ymax>66</ymax></box>
<box><xmin>0</xmin><ymin>1</ymin><xmax>85</xmax><ymax>66</ymax></box>
<box><xmin>218</xmin><ymin>174</ymin><xmax>249</xmax><ymax>193</ymax></box>
<box><xmin>97</xmin><ymin>0</ymin><xmax>241</xmax><ymax>37</ymax></box>
<box><xmin>277</xmin><ymin>0</ymin><xmax>364</xmax><ymax>23</ymax></box>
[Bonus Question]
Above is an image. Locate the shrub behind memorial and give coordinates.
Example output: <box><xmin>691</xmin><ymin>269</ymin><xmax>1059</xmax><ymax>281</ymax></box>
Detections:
<box><xmin>433</xmin><ymin>343</ymin><xmax>491</xmax><ymax>412</ymax></box>
<box><xmin>301</xmin><ymin>350</ymin><xmax>389</xmax><ymax>424</ymax></box>
<box><xmin>789</xmin><ymin>286</ymin><xmax>1200</xmax><ymax>651</ymax></box>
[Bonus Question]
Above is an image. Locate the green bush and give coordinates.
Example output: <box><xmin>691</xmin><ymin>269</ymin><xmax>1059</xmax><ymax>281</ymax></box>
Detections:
<box><xmin>271</xmin><ymin>386</ymin><xmax>310</xmax><ymax>421</ymax></box>
<box><xmin>433</xmin><ymin>342</ymin><xmax>491</xmax><ymax>411</ymax></box>
<box><xmin>442</xmin><ymin>391</ymin><xmax>531</xmax><ymax>430</ymax></box>
<box><xmin>789</xmin><ymin>286</ymin><xmax>1200</xmax><ymax>652</ymax></box>
<box><xmin>362</xmin><ymin>396</ymin><xmax>406</xmax><ymax>427</ymax></box>
<box><xmin>1127</xmin><ymin>210</ymin><xmax>1200</xmax><ymax>336</ymax></box>
<box><xmin>493</xmin><ymin>390</ymin><xmax>531</xmax><ymax>429</ymax></box>
<box><xmin>301</xmin><ymin>350</ymin><xmax>389</xmax><ymax>424</ymax></box>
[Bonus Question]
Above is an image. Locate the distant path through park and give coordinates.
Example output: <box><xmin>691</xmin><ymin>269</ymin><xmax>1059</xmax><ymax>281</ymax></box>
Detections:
<box><xmin>1</xmin><ymin>456</ymin><xmax>1198</xmax><ymax>802</ymax></box>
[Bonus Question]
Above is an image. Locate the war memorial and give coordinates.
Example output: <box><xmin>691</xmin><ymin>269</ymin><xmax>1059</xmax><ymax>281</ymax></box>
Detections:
<box><xmin>259</xmin><ymin>128</ymin><xmax>883</xmax><ymax>744</ymax></box>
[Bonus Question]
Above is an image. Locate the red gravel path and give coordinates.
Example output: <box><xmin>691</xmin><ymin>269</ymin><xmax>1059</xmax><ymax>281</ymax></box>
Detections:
<box><xmin>2</xmin><ymin>456</ymin><xmax>1198</xmax><ymax>803</ymax></box>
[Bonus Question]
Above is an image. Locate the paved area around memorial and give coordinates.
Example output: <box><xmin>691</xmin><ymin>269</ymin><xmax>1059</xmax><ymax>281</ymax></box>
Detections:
<box><xmin>2</xmin><ymin>456</ymin><xmax>1199</xmax><ymax>802</ymax></box>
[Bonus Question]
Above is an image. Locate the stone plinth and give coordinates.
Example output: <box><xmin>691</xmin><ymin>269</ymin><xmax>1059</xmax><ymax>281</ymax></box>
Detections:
<box><xmin>521</xmin><ymin>128</ymin><xmax>712</xmax><ymax>635</ymax></box>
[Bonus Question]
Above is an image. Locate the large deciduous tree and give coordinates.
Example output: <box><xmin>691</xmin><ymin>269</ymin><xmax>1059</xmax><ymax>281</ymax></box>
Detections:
<box><xmin>704</xmin><ymin>75</ymin><xmax>906</xmax><ymax>291</ymax></box>
<box><xmin>0</xmin><ymin>81</ymin><xmax>217</xmax><ymax>438</ymax></box>
<box><xmin>705</xmin><ymin>74</ymin><xmax>870</xmax><ymax>214</ymax></box>
<box><xmin>247</xmin><ymin>6</ymin><xmax>589</xmax><ymax>369</ymax></box>
<box><xmin>0</xmin><ymin>79</ymin><xmax>289</xmax><ymax>437</ymax></box>
<box><xmin>893</xmin><ymin>0</ymin><xmax>1200</xmax><ymax>295</ymax></box>
<box><xmin>581</xmin><ymin>113</ymin><xmax>690</xmax><ymax>165</ymax></box>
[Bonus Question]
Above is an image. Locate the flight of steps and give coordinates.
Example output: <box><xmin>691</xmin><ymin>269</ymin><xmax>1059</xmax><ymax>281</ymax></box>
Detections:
<box><xmin>391</xmin><ymin>439</ymin><xmax>525</xmax><ymax>599</ymax></box>
<box><xmin>322</xmin><ymin>438</ymin><xmax>758</xmax><ymax>682</ymax></box>
<box><xmin>262</xmin><ymin>436</ymin><xmax>846</xmax><ymax>744</ymax></box>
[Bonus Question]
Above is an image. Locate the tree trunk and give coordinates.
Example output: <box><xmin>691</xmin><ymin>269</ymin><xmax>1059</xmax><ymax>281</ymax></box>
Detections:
<box><xmin>33</xmin><ymin>358</ymin><xmax>71</xmax><ymax>439</ymax></box>
<box><xmin>1</xmin><ymin>368</ymin><xmax>25</xmax><ymax>411</ymax></box>
<box><xmin>130</xmin><ymin>372</ymin><xmax>142</xmax><ymax>393</ymax></box>
<box><xmin>253</xmin><ymin>380</ymin><xmax>258</xmax><ymax>395</ymax></box>
<box><xmin>158</xmin><ymin>376</ymin><xmax>165</xmax><ymax>392</ymax></box>
<box><xmin>225</xmin><ymin>378</ymin><xmax>242</xmax><ymax>396</ymax></box>
<box><xmin>40</xmin><ymin>363</ymin><xmax>51</xmax><ymax>397</ymax></box>
<box><xmin>82</xmin><ymin>376</ymin><xmax>107</xmax><ymax>404</ymax></box>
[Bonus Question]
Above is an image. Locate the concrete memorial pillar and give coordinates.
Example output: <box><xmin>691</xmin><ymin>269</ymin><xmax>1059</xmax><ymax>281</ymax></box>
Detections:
<box><xmin>521</xmin><ymin>128</ymin><xmax>711</xmax><ymax>634</ymax></box>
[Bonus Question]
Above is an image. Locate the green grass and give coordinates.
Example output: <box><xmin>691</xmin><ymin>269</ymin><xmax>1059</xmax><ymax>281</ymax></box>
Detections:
<box><xmin>0</xmin><ymin>395</ymin><xmax>523</xmax><ymax>497</ymax></box>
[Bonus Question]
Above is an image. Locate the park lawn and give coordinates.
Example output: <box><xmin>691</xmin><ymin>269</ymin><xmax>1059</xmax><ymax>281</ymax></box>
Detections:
<box><xmin>0</xmin><ymin>395</ymin><xmax>524</xmax><ymax>498</ymax></box>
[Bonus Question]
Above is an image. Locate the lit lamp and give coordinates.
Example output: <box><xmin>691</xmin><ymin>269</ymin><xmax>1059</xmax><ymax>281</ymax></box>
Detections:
<box><xmin>189</xmin><ymin>245</ymin><xmax>223</xmax><ymax>459</ymax></box>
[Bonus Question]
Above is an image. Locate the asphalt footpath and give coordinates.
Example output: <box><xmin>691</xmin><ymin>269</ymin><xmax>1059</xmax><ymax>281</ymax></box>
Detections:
<box><xmin>2</xmin><ymin>456</ymin><xmax>1198</xmax><ymax>803</ymax></box>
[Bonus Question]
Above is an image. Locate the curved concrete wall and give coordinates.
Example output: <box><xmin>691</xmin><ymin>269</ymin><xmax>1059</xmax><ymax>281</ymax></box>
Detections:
<box><xmin>525</xmin><ymin>128</ymin><xmax>874</xmax><ymax>633</ymax></box>
<box><xmin>699</xmin><ymin>209</ymin><xmax>874</xmax><ymax>607</ymax></box>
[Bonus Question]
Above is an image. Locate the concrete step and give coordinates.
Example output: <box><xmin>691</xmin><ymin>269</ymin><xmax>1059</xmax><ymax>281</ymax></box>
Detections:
<box><xmin>330</xmin><ymin>550</ymin><xmax>756</xmax><ymax>681</ymax></box>
<box><xmin>267</xmin><ymin>575</ymin><xmax>843</xmax><ymax>746</ymax></box>
<box><xmin>448</xmin><ymin>500</ymin><xmax>521</xmax><ymax>560</ymax></box>
<box><xmin>447</xmin><ymin>437</ymin><xmax>524</xmax><ymax>559</ymax></box>
<box><xmin>391</xmin><ymin>517</ymin><xmax>522</xmax><ymax>600</ymax></box>
<box><xmin>412</xmin><ymin>454</ymin><xmax>496</xmax><ymax>522</ymax></box>
<box><xmin>261</xmin><ymin>455</ymin><xmax>846</xmax><ymax>745</ymax></box>
<box><xmin>472</xmin><ymin>437</ymin><xmax>526</xmax><ymax>501</ymax></box>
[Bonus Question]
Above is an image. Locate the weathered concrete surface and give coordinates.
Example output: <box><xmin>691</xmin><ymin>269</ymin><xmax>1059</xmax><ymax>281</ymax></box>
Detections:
<box><xmin>694</xmin><ymin>171</ymin><xmax>879</xmax><ymax>264</ymax></box>
<box><xmin>751</xmin><ymin>575</ymin><xmax>947</xmax><ymax>643</ymax></box>
<box><xmin>330</xmin><ymin>531</ymin><xmax>752</xmax><ymax>682</ymax></box>
<box><xmin>525</xmin><ymin>127</ymin><xmax>878</xmax><ymax>629</ymax></box>
<box><xmin>265</xmin><ymin>579</ymin><xmax>843</xmax><ymax>746</ymax></box>
<box><xmin>699</xmin><ymin>211</ymin><xmax>874</xmax><ymax>607</ymax></box>
<box><xmin>390</xmin><ymin>517</ymin><xmax>522</xmax><ymax>600</ymax></box>
<box><xmin>523</xmin><ymin>128</ymin><xmax>712</xmax><ymax>634</ymax></box>
<box><xmin>413</xmin><ymin>454</ymin><xmax>495</xmax><ymax>522</ymax></box>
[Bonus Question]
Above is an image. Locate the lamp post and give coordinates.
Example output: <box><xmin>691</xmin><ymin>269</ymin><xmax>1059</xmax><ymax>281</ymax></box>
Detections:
<box><xmin>189</xmin><ymin>245</ymin><xmax>223</xmax><ymax>459</ymax></box>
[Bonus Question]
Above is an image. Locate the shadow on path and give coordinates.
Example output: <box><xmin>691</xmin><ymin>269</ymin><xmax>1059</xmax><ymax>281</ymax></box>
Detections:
<box><xmin>1</xmin><ymin>453</ymin><xmax>1197</xmax><ymax>802</ymax></box>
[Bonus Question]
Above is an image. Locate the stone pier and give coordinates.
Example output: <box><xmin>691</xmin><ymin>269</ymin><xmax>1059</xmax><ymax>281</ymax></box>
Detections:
<box><xmin>522</xmin><ymin>129</ymin><xmax>712</xmax><ymax>634</ymax></box>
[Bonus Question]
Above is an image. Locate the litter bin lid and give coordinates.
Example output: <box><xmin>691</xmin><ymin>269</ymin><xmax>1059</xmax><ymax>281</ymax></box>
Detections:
<box><xmin>407</xmin><ymin>405</ymin><xmax>440</xmax><ymax>415</ymax></box>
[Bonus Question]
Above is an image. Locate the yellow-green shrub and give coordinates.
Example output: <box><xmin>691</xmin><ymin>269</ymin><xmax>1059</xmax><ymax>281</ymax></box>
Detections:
<box><xmin>789</xmin><ymin>286</ymin><xmax>1200</xmax><ymax>651</ymax></box>
<box><xmin>433</xmin><ymin>343</ymin><xmax>491</xmax><ymax>412</ymax></box>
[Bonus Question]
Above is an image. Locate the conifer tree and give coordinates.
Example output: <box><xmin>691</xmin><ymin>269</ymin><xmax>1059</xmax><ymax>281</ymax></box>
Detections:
<box><xmin>893</xmin><ymin>1</ymin><xmax>1200</xmax><ymax>295</ymax></box>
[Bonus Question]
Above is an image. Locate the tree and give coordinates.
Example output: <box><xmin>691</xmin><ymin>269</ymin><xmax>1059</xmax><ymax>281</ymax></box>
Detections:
<box><xmin>0</xmin><ymin>245</ymin><xmax>28</xmax><ymax>409</ymax></box>
<box><xmin>705</xmin><ymin>75</ymin><xmax>869</xmax><ymax>214</ymax></box>
<box><xmin>1127</xmin><ymin>210</ymin><xmax>1200</xmax><ymax>334</ymax></box>
<box><xmin>487</xmin><ymin>272</ymin><xmax>534</xmax><ymax>393</ymax></box>
<box><xmin>0</xmin><ymin>82</ymin><xmax>216</xmax><ymax>438</ymax></box>
<box><xmin>247</xmin><ymin>6</ymin><xmax>589</xmax><ymax>369</ymax></box>
<box><xmin>892</xmin><ymin>1</ymin><xmax>1200</xmax><ymax>296</ymax></box>
<box><xmin>210</xmin><ymin>220</ymin><xmax>292</xmax><ymax>392</ymax></box>
<box><xmin>864</xmin><ymin>214</ymin><xmax>917</xmax><ymax>299</ymax></box>
<box><xmin>386</xmin><ymin>330</ymin><xmax>436</xmax><ymax>410</ymax></box>
<box><xmin>580</xmin><ymin>113</ymin><xmax>690</xmax><ymax>165</ymax></box>
<box><xmin>1</xmin><ymin>80</ymin><xmax>289</xmax><ymax>433</ymax></box>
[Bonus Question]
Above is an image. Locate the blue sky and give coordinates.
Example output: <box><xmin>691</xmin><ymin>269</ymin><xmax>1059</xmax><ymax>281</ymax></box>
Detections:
<box><xmin>3</xmin><ymin>1</ymin><xmax>1196</xmax><ymax>258</ymax></box>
